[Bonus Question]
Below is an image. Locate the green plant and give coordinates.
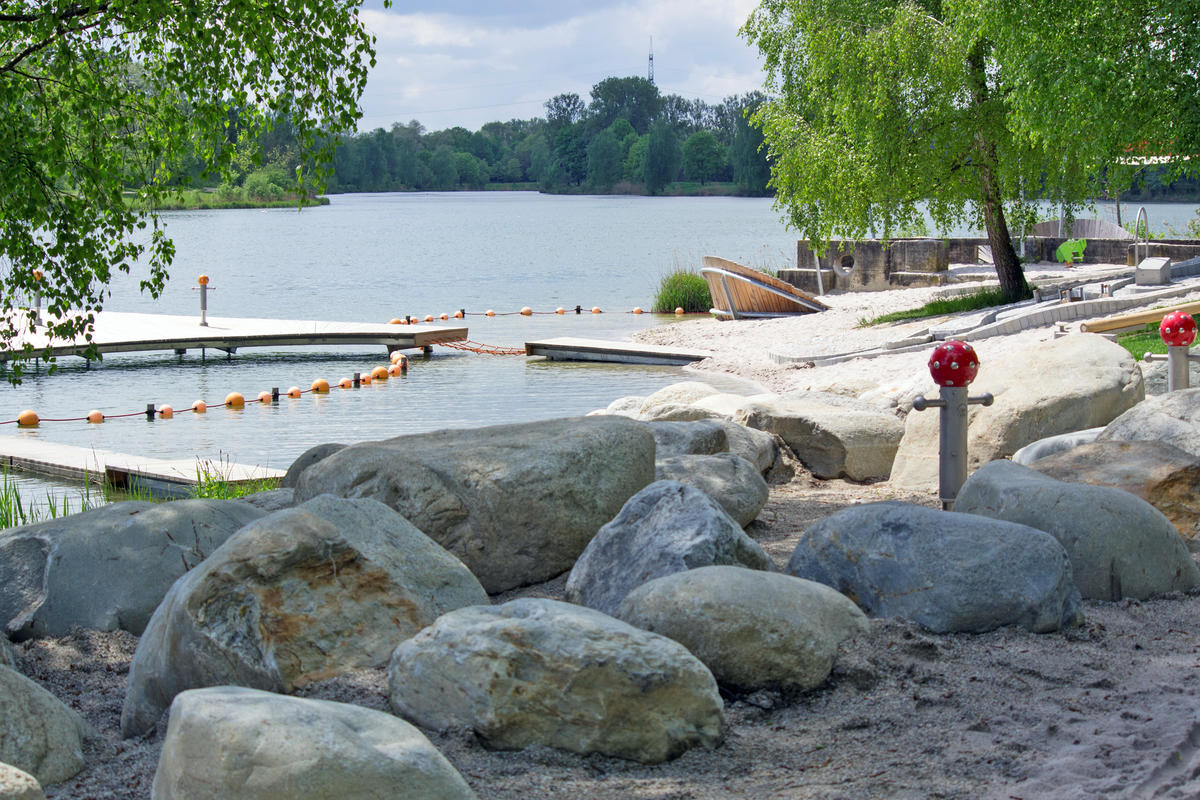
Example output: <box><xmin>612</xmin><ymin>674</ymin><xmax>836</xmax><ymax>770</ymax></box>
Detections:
<box><xmin>859</xmin><ymin>286</ymin><xmax>1012</xmax><ymax>326</ymax></box>
<box><xmin>652</xmin><ymin>270</ymin><xmax>711</xmax><ymax>314</ymax></box>
<box><xmin>192</xmin><ymin>459</ymin><xmax>280</xmax><ymax>499</ymax></box>
<box><xmin>0</xmin><ymin>466</ymin><xmax>100</xmax><ymax>529</ymax></box>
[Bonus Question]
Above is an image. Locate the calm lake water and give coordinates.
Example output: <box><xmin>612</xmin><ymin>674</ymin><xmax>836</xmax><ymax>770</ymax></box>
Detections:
<box><xmin>2</xmin><ymin>193</ymin><xmax>1196</xmax><ymax>504</ymax></box>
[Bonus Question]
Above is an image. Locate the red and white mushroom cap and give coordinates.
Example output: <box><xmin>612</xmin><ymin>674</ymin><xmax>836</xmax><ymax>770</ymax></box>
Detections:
<box><xmin>928</xmin><ymin>340</ymin><xmax>979</xmax><ymax>387</ymax></box>
<box><xmin>1159</xmin><ymin>311</ymin><xmax>1197</xmax><ymax>347</ymax></box>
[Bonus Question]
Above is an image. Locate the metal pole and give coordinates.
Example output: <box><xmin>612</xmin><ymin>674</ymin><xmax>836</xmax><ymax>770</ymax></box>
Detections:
<box><xmin>1168</xmin><ymin>345</ymin><xmax>1190</xmax><ymax>392</ymax></box>
<box><xmin>938</xmin><ymin>386</ymin><xmax>969</xmax><ymax>510</ymax></box>
<box><xmin>200</xmin><ymin>283</ymin><xmax>208</xmax><ymax>327</ymax></box>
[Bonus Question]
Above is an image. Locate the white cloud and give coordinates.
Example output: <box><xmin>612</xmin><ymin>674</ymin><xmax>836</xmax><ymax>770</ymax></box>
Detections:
<box><xmin>354</xmin><ymin>0</ymin><xmax>766</xmax><ymax>132</ymax></box>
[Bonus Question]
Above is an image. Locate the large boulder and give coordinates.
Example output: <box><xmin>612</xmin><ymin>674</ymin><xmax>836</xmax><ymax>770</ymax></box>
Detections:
<box><xmin>0</xmin><ymin>500</ymin><xmax>265</xmax><ymax>640</ymax></box>
<box><xmin>388</xmin><ymin>599</ymin><xmax>724</xmax><ymax>764</ymax></box>
<box><xmin>655</xmin><ymin>453</ymin><xmax>769</xmax><ymax>527</ymax></box>
<box><xmin>955</xmin><ymin>460</ymin><xmax>1200</xmax><ymax>600</ymax></box>
<box><xmin>713</xmin><ymin>419</ymin><xmax>781</xmax><ymax>476</ymax></box>
<box><xmin>638</xmin><ymin>382</ymin><xmax>720</xmax><ymax>418</ymax></box>
<box><xmin>616</xmin><ymin>566</ymin><xmax>868</xmax><ymax>693</ymax></box>
<box><xmin>646</xmin><ymin>420</ymin><xmax>728</xmax><ymax>457</ymax></box>
<box><xmin>891</xmin><ymin>334</ymin><xmax>1144</xmax><ymax>490</ymax></box>
<box><xmin>280</xmin><ymin>442</ymin><xmax>347</xmax><ymax>489</ymax></box>
<box><xmin>153</xmin><ymin>687</ymin><xmax>477</xmax><ymax>800</ymax></box>
<box><xmin>1099</xmin><ymin>387</ymin><xmax>1200</xmax><ymax>457</ymax></box>
<box><xmin>0</xmin><ymin>763</ymin><xmax>44</xmax><ymax>800</ymax></box>
<box><xmin>786</xmin><ymin>502</ymin><xmax>1082</xmax><ymax>634</ymax></box>
<box><xmin>293</xmin><ymin>416</ymin><xmax>655</xmax><ymax>593</ymax></box>
<box><xmin>1030</xmin><ymin>440</ymin><xmax>1200</xmax><ymax>540</ymax></box>
<box><xmin>0</xmin><ymin>666</ymin><xmax>90</xmax><ymax>787</ymax></box>
<box><xmin>121</xmin><ymin>495</ymin><xmax>487</xmax><ymax>738</ymax></box>
<box><xmin>1011</xmin><ymin>427</ymin><xmax>1105</xmax><ymax>465</ymax></box>
<box><xmin>735</xmin><ymin>391</ymin><xmax>904</xmax><ymax>481</ymax></box>
<box><xmin>565</xmin><ymin>481</ymin><xmax>773</xmax><ymax>616</ymax></box>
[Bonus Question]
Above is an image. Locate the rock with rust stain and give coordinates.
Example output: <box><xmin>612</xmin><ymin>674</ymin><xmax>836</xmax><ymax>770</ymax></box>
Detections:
<box><xmin>120</xmin><ymin>495</ymin><xmax>487</xmax><ymax>738</ymax></box>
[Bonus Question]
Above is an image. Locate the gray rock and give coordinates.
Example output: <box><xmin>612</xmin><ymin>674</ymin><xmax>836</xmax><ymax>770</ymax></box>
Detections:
<box><xmin>647</xmin><ymin>420</ymin><xmax>728</xmax><ymax>457</ymax></box>
<box><xmin>655</xmin><ymin>453</ymin><xmax>769</xmax><ymax>527</ymax></box>
<box><xmin>1099</xmin><ymin>387</ymin><xmax>1200</xmax><ymax>457</ymax></box>
<box><xmin>0</xmin><ymin>500</ymin><xmax>266</xmax><ymax>640</ymax></box>
<box><xmin>892</xmin><ymin>335</ymin><xmax>1144</xmax><ymax>490</ymax></box>
<box><xmin>388</xmin><ymin>599</ymin><xmax>724</xmax><ymax>764</ymax></box>
<box><xmin>713</xmin><ymin>420</ymin><xmax>782</xmax><ymax>477</ymax></box>
<box><xmin>616</xmin><ymin>566</ymin><xmax>868</xmax><ymax>693</ymax></box>
<box><xmin>1139</xmin><ymin>358</ymin><xmax>1200</xmax><ymax>396</ymax></box>
<box><xmin>735</xmin><ymin>391</ymin><xmax>904</xmax><ymax>481</ymax></box>
<box><xmin>0</xmin><ymin>666</ymin><xmax>90</xmax><ymax>786</ymax></box>
<box><xmin>121</xmin><ymin>495</ymin><xmax>487</xmax><ymax>738</ymax></box>
<box><xmin>639</xmin><ymin>404</ymin><xmax>722</xmax><ymax>422</ymax></box>
<box><xmin>1030</xmin><ymin>440</ymin><xmax>1200</xmax><ymax>540</ymax></box>
<box><xmin>786</xmin><ymin>502</ymin><xmax>1082</xmax><ymax>634</ymax></box>
<box><xmin>293</xmin><ymin>416</ymin><xmax>655</xmax><ymax>593</ymax></box>
<box><xmin>602</xmin><ymin>395</ymin><xmax>645</xmax><ymax>417</ymax></box>
<box><xmin>638</xmin><ymin>382</ymin><xmax>720</xmax><ymax>418</ymax></box>
<box><xmin>1011</xmin><ymin>427</ymin><xmax>1105</xmax><ymax>465</ymax></box>
<box><xmin>564</xmin><ymin>481</ymin><xmax>772</xmax><ymax>615</ymax></box>
<box><xmin>153</xmin><ymin>686</ymin><xmax>477</xmax><ymax>800</ymax></box>
<box><xmin>280</xmin><ymin>442</ymin><xmax>347</xmax><ymax>489</ymax></box>
<box><xmin>234</xmin><ymin>487</ymin><xmax>295</xmax><ymax>513</ymax></box>
<box><xmin>0</xmin><ymin>638</ymin><xmax>15</xmax><ymax>671</ymax></box>
<box><xmin>955</xmin><ymin>460</ymin><xmax>1200</xmax><ymax>601</ymax></box>
<box><xmin>0</xmin><ymin>762</ymin><xmax>44</xmax><ymax>800</ymax></box>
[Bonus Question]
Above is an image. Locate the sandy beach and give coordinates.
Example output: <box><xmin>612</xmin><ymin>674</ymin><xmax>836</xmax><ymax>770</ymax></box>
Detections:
<box><xmin>12</xmin><ymin>261</ymin><xmax>1200</xmax><ymax>799</ymax></box>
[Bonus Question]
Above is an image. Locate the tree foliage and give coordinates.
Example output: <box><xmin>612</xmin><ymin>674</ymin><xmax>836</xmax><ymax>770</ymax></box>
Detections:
<box><xmin>742</xmin><ymin>0</ymin><xmax>1200</xmax><ymax>301</ymax></box>
<box><xmin>682</xmin><ymin>131</ymin><xmax>726</xmax><ymax>185</ymax></box>
<box><xmin>1</xmin><ymin>0</ymin><xmax>378</xmax><ymax>379</ymax></box>
<box><xmin>644</xmin><ymin>120</ymin><xmax>681</xmax><ymax>195</ymax></box>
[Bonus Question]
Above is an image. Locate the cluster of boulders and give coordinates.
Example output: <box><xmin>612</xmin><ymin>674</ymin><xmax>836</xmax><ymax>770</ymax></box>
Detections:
<box><xmin>2</xmin><ymin>332</ymin><xmax>1199</xmax><ymax>797</ymax></box>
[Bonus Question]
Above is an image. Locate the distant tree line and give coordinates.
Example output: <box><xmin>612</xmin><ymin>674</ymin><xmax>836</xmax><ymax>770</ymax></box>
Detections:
<box><xmin>325</xmin><ymin>77</ymin><xmax>774</xmax><ymax>195</ymax></box>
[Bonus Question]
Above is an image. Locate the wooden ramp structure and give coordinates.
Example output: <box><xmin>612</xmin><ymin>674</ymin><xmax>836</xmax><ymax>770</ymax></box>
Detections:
<box><xmin>700</xmin><ymin>256</ymin><xmax>829</xmax><ymax>320</ymax></box>
<box><xmin>525</xmin><ymin>337</ymin><xmax>712</xmax><ymax>366</ymax></box>
<box><xmin>3</xmin><ymin>312</ymin><xmax>468</xmax><ymax>361</ymax></box>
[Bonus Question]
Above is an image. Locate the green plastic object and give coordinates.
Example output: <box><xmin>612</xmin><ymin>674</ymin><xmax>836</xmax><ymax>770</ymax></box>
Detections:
<box><xmin>1055</xmin><ymin>238</ymin><xmax>1086</xmax><ymax>264</ymax></box>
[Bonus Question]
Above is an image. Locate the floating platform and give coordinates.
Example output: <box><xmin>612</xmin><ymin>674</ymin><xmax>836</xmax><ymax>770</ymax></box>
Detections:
<box><xmin>525</xmin><ymin>337</ymin><xmax>712</xmax><ymax>366</ymax></box>
<box><xmin>0</xmin><ymin>436</ymin><xmax>282</xmax><ymax>499</ymax></box>
<box><xmin>5</xmin><ymin>311</ymin><xmax>468</xmax><ymax>360</ymax></box>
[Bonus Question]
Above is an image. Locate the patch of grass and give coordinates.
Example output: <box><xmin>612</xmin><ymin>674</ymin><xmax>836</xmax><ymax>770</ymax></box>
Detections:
<box><xmin>0</xmin><ymin>466</ymin><xmax>101</xmax><ymax>529</ymax></box>
<box><xmin>1116</xmin><ymin>322</ymin><xmax>1167</xmax><ymax>361</ymax></box>
<box><xmin>192</xmin><ymin>459</ymin><xmax>280</xmax><ymax>499</ymax></box>
<box><xmin>652</xmin><ymin>270</ymin><xmax>712</xmax><ymax>314</ymax></box>
<box><xmin>859</xmin><ymin>287</ymin><xmax>1013</xmax><ymax>326</ymax></box>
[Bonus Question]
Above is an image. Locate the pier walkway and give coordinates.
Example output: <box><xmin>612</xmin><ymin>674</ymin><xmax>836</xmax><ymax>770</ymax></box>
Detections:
<box><xmin>5</xmin><ymin>312</ymin><xmax>468</xmax><ymax>360</ymax></box>
<box><xmin>0</xmin><ymin>436</ymin><xmax>282</xmax><ymax>498</ymax></box>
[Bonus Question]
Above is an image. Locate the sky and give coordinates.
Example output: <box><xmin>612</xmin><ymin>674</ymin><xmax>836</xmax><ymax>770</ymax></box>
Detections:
<box><xmin>355</xmin><ymin>0</ymin><xmax>767</xmax><ymax>133</ymax></box>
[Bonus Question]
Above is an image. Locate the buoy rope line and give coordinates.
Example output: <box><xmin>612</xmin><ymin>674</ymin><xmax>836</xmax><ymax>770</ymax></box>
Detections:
<box><xmin>390</xmin><ymin>306</ymin><xmax>703</xmax><ymax>323</ymax></box>
<box><xmin>437</xmin><ymin>340</ymin><xmax>525</xmax><ymax>356</ymax></box>
<box><xmin>3</xmin><ymin>353</ymin><xmax>414</xmax><ymax>428</ymax></box>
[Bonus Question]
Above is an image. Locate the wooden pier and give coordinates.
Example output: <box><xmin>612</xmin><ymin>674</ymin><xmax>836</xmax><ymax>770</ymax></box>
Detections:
<box><xmin>0</xmin><ymin>436</ymin><xmax>282</xmax><ymax>499</ymax></box>
<box><xmin>525</xmin><ymin>337</ymin><xmax>712</xmax><ymax>366</ymax></box>
<box><xmin>5</xmin><ymin>311</ymin><xmax>468</xmax><ymax>360</ymax></box>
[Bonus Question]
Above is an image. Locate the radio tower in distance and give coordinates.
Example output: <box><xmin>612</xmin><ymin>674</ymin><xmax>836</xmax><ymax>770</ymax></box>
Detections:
<box><xmin>648</xmin><ymin>37</ymin><xmax>654</xmax><ymax>84</ymax></box>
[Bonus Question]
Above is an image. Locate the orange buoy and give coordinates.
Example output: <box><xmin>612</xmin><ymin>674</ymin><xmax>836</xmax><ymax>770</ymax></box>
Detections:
<box><xmin>591</xmin><ymin>306</ymin><xmax>602</xmax><ymax>314</ymax></box>
<box><xmin>555</xmin><ymin>307</ymin><xmax>565</xmax><ymax>315</ymax></box>
<box><xmin>439</xmin><ymin>313</ymin><xmax>449</xmax><ymax>320</ymax></box>
<box><xmin>191</xmin><ymin>400</ymin><xmax>207</xmax><ymax>413</ymax></box>
<box><xmin>16</xmin><ymin>409</ymin><xmax>38</xmax><ymax>427</ymax></box>
<box><xmin>485</xmin><ymin>309</ymin><xmax>495</xmax><ymax>317</ymax></box>
<box><xmin>389</xmin><ymin>318</ymin><xmax>403</xmax><ymax>325</ymax></box>
<box><xmin>520</xmin><ymin>307</ymin><xmax>533</xmax><ymax>316</ymax></box>
<box><xmin>197</xmin><ymin>274</ymin><xmax>209</xmax><ymax>286</ymax></box>
<box><xmin>423</xmin><ymin>314</ymin><xmax>434</xmax><ymax>323</ymax></box>
<box><xmin>225</xmin><ymin>392</ymin><xmax>245</xmax><ymax>408</ymax></box>
<box><xmin>158</xmin><ymin>405</ymin><xmax>174</xmax><ymax>419</ymax></box>
<box><xmin>311</xmin><ymin>378</ymin><xmax>330</xmax><ymax>393</ymax></box>
<box><xmin>632</xmin><ymin>307</ymin><xmax>643</xmax><ymax>314</ymax></box>
<box><xmin>86</xmin><ymin>410</ymin><xmax>104</xmax><ymax>424</ymax></box>
<box><xmin>388</xmin><ymin>363</ymin><xmax>405</xmax><ymax>376</ymax></box>
<box><xmin>674</xmin><ymin>307</ymin><xmax>684</xmax><ymax>315</ymax></box>
<box><xmin>338</xmin><ymin>377</ymin><xmax>353</xmax><ymax>389</ymax></box>
<box><xmin>390</xmin><ymin>351</ymin><xmax>405</xmax><ymax>364</ymax></box>
<box><xmin>257</xmin><ymin>391</ymin><xmax>272</xmax><ymax>403</ymax></box>
<box><xmin>359</xmin><ymin>373</ymin><xmax>372</xmax><ymax>385</ymax></box>
<box><xmin>371</xmin><ymin>366</ymin><xmax>389</xmax><ymax>381</ymax></box>
<box><xmin>453</xmin><ymin>310</ymin><xmax>464</xmax><ymax>319</ymax></box>
<box><xmin>286</xmin><ymin>386</ymin><xmax>302</xmax><ymax>398</ymax></box>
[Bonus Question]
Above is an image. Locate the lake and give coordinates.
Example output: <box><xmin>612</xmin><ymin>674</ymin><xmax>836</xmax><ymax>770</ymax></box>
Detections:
<box><xmin>2</xmin><ymin>193</ymin><xmax>1196</xmax><ymax>505</ymax></box>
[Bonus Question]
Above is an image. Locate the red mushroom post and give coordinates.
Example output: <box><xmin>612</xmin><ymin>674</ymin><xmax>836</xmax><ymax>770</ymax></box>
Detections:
<box><xmin>1159</xmin><ymin>311</ymin><xmax>1197</xmax><ymax>392</ymax></box>
<box><xmin>911</xmin><ymin>340</ymin><xmax>993</xmax><ymax>510</ymax></box>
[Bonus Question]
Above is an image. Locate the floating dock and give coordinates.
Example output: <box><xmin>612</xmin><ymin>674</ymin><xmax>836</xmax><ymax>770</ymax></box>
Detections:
<box><xmin>525</xmin><ymin>337</ymin><xmax>712</xmax><ymax>366</ymax></box>
<box><xmin>0</xmin><ymin>436</ymin><xmax>282</xmax><ymax>499</ymax></box>
<box><xmin>5</xmin><ymin>311</ymin><xmax>468</xmax><ymax>360</ymax></box>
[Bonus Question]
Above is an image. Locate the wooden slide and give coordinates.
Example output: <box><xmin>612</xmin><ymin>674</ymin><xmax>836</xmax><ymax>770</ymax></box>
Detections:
<box><xmin>700</xmin><ymin>256</ymin><xmax>829</xmax><ymax>320</ymax></box>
